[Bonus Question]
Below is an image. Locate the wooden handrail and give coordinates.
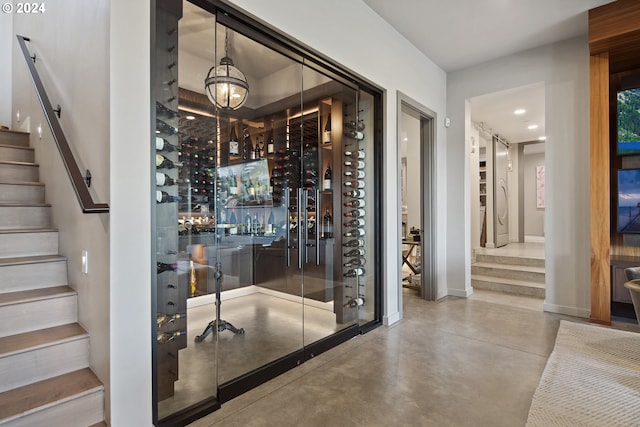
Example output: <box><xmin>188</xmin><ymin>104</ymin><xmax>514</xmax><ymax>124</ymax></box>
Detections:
<box><xmin>16</xmin><ymin>35</ymin><xmax>109</xmax><ymax>214</ymax></box>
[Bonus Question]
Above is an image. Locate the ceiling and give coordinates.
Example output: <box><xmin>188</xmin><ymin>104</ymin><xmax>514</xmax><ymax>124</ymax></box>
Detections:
<box><xmin>361</xmin><ymin>0</ymin><xmax>615</xmax><ymax>72</ymax></box>
<box><xmin>362</xmin><ymin>0</ymin><xmax>616</xmax><ymax>145</ymax></box>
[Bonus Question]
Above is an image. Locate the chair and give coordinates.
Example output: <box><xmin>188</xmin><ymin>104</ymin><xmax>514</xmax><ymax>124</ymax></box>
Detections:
<box><xmin>624</xmin><ymin>280</ymin><xmax>640</xmax><ymax>326</ymax></box>
<box><xmin>624</xmin><ymin>267</ymin><xmax>640</xmax><ymax>326</ymax></box>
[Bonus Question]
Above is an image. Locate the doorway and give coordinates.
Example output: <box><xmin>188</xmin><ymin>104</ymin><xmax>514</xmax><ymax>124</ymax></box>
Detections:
<box><xmin>468</xmin><ymin>83</ymin><xmax>546</xmax><ymax>301</ymax></box>
<box><xmin>398</xmin><ymin>92</ymin><xmax>437</xmax><ymax>305</ymax></box>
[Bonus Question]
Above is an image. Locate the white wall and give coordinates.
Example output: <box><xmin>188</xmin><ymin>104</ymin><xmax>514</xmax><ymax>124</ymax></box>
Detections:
<box><xmin>448</xmin><ymin>36</ymin><xmax>591</xmax><ymax>317</ymax></box>
<box><xmin>524</xmin><ymin>151</ymin><xmax>545</xmax><ymax>236</ymax></box>
<box><xmin>10</xmin><ymin>0</ymin><xmax>111</xmax><ymax>419</ymax></box>
<box><xmin>110</xmin><ymin>0</ymin><xmax>152</xmax><ymax>425</ymax></box>
<box><xmin>0</xmin><ymin>11</ymin><xmax>12</xmax><ymax>126</ymax></box>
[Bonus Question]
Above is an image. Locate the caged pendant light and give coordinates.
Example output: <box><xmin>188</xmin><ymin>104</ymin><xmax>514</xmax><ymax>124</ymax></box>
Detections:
<box><xmin>204</xmin><ymin>28</ymin><xmax>249</xmax><ymax>110</ymax></box>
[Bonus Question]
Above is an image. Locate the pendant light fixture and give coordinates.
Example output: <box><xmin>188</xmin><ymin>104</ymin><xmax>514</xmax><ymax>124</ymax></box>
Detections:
<box><xmin>204</xmin><ymin>27</ymin><xmax>249</xmax><ymax>110</ymax></box>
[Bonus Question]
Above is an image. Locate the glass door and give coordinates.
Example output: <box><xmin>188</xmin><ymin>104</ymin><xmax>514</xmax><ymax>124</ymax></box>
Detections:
<box><xmin>209</xmin><ymin>24</ymin><xmax>306</xmax><ymax>387</ymax></box>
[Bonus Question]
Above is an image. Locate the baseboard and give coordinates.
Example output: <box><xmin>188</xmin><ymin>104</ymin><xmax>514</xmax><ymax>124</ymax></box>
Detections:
<box><xmin>187</xmin><ymin>285</ymin><xmax>333</xmax><ymax>312</ymax></box>
<box><xmin>383</xmin><ymin>311</ymin><xmax>401</xmax><ymax>325</ymax></box>
<box><xmin>448</xmin><ymin>287</ymin><xmax>473</xmax><ymax>298</ymax></box>
<box><xmin>543</xmin><ymin>302</ymin><xmax>590</xmax><ymax>319</ymax></box>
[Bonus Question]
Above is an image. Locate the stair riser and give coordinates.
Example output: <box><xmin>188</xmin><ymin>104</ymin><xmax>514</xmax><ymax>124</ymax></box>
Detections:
<box><xmin>475</xmin><ymin>253</ymin><xmax>545</xmax><ymax>267</ymax></box>
<box><xmin>0</xmin><ymin>232</ymin><xmax>59</xmax><ymax>258</ymax></box>
<box><xmin>471</xmin><ymin>266</ymin><xmax>545</xmax><ymax>283</ymax></box>
<box><xmin>0</xmin><ymin>337</ymin><xmax>89</xmax><ymax>393</ymax></box>
<box><xmin>0</xmin><ymin>164</ymin><xmax>39</xmax><ymax>183</ymax></box>
<box><xmin>0</xmin><ymin>146</ymin><xmax>34</xmax><ymax>163</ymax></box>
<box><xmin>1</xmin><ymin>261</ymin><xmax>67</xmax><ymax>293</ymax></box>
<box><xmin>0</xmin><ymin>184</ymin><xmax>45</xmax><ymax>204</ymax></box>
<box><xmin>472</xmin><ymin>279</ymin><xmax>546</xmax><ymax>298</ymax></box>
<box><xmin>0</xmin><ymin>296</ymin><xmax>77</xmax><ymax>338</ymax></box>
<box><xmin>0</xmin><ymin>131</ymin><xmax>30</xmax><ymax>148</ymax></box>
<box><xmin>0</xmin><ymin>206</ymin><xmax>51</xmax><ymax>229</ymax></box>
<box><xmin>2</xmin><ymin>389</ymin><xmax>103</xmax><ymax>427</ymax></box>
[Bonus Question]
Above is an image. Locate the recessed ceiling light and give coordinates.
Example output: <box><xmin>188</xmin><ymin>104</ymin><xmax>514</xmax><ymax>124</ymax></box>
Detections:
<box><xmin>185</xmin><ymin>115</ymin><xmax>196</xmax><ymax>120</ymax></box>
<box><xmin>528</xmin><ymin>124</ymin><xmax>539</xmax><ymax>130</ymax></box>
<box><xmin>538</xmin><ymin>136</ymin><xmax>546</xmax><ymax>141</ymax></box>
<box><xmin>514</xmin><ymin>109</ymin><xmax>526</xmax><ymax>115</ymax></box>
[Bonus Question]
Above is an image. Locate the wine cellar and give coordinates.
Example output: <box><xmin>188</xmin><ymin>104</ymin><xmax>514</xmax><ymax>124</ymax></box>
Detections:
<box><xmin>152</xmin><ymin>1</ymin><xmax>382</xmax><ymax>423</ymax></box>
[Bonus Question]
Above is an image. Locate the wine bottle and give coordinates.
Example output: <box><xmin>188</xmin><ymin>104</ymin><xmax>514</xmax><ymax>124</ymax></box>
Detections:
<box><xmin>323</xmin><ymin>208</ymin><xmax>333</xmax><ymax>239</ymax></box>
<box><xmin>344</xmin><ymin>247</ymin><xmax>365</xmax><ymax>257</ymax></box>
<box><xmin>157</xmin><ymin>312</ymin><xmax>184</xmax><ymax>328</ymax></box>
<box><xmin>323</xmin><ymin>114</ymin><xmax>331</xmax><ymax>144</ymax></box>
<box><xmin>267</xmin><ymin>210</ymin><xmax>275</xmax><ymax>234</ymax></box>
<box><xmin>344</xmin><ymin>180</ymin><xmax>365</xmax><ymax>189</ymax></box>
<box><xmin>157</xmin><ymin>330</ymin><xmax>186</xmax><ymax>344</ymax></box>
<box><xmin>343</xmin><ymin>297</ymin><xmax>365</xmax><ymax>308</ymax></box>
<box><xmin>345</xmin><ymin>120</ymin><xmax>365</xmax><ymax>131</ymax></box>
<box><xmin>156</xmin><ymin>154</ymin><xmax>183</xmax><ymax>169</ymax></box>
<box><xmin>156</xmin><ymin>190</ymin><xmax>182</xmax><ymax>204</ymax></box>
<box><xmin>323</xmin><ymin>164</ymin><xmax>332</xmax><ymax>190</ymax></box>
<box><xmin>344</xmin><ymin>228</ymin><xmax>365</xmax><ymax>237</ymax></box>
<box><xmin>344</xmin><ymin>150</ymin><xmax>365</xmax><ymax>159</ymax></box>
<box><xmin>344</xmin><ymin>130</ymin><xmax>364</xmax><ymax>140</ymax></box>
<box><xmin>344</xmin><ymin>257</ymin><xmax>366</xmax><ymax>267</ymax></box>
<box><xmin>344</xmin><ymin>199</ymin><xmax>366</xmax><ymax>208</ymax></box>
<box><xmin>344</xmin><ymin>189</ymin><xmax>366</xmax><ymax>198</ymax></box>
<box><xmin>229</xmin><ymin>126</ymin><xmax>239</xmax><ymax>156</ymax></box>
<box><xmin>344</xmin><ymin>268</ymin><xmax>365</xmax><ymax>277</ymax></box>
<box><xmin>156</xmin><ymin>118</ymin><xmax>178</xmax><ymax>135</ymax></box>
<box><xmin>267</xmin><ymin>131</ymin><xmax>275</xmax><ymax>154</ymax></box>
<box><xmin>344</xmin><ymin>170</ymin><xmax>365</xmax><ymax>179</ymax></box>
<box><xmin>156</xmin><ymin>137</ymin><xmax>179</xmax><ymax>152</ymax></box>
<box><xmin>343</xmin><ymin>238</ymin><xmax>365</xmax><ymax>247</ymax></box>
<box><xmin>156</xmin><ymin>172</ymin><xmax>181</xmax><ymax>186</ymax></box>
<box><xmin>243</xmin><ymin>127</ymin><xmax>252</xmax><ymax>160</ymax></box>
<box><xmin>157</xmin><ymin>261</ymin><xmax>177</xmax><ymax>274</ymax></box>
<box><xmin>155</xmin><ymin>102</ymin><xmax>178</xmax><ymax>118</ymax></box>
<box><xmin>344</xmin><ymin>208</ymin><xmax>365</xmax><ymax>218</ymax></box>
<box><xmin>344</xmin><ymin>218</ymin><xmax>365</xmax><ymax>228</ymax></box>
<box><xmin>344</xmin><ymin>160</ymin><xmax>365</xmax><ymax>169</ymax></box>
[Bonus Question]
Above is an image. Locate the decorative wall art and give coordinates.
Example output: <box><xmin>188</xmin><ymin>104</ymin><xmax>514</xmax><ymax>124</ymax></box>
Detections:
<box><xmin>536</xmin><ymin>165</ymin><xmax>545</xmax><ymax>209</ymax></box>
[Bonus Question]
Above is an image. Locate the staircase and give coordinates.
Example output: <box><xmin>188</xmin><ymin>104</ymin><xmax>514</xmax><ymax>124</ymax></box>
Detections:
<box><xmin>471</xmin><ymin>251</ymin><xmax>545</xmax><ymax>298</ymax></box>
<box><xmin>0</xmin><ymin>129</ymin><xmax>105</xmax><ymax>426</ymax></box>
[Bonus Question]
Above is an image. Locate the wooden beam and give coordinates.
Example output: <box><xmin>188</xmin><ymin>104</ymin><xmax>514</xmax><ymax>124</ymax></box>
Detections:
<box><xmin>590</xmin><ymin>52</ymin><xmax>611</xmax><ymax>325</ymax></box>
<box><xmin>589</xmin><ymin>0</ymin><xmax>640</xmax><ymax>55</ymax></box>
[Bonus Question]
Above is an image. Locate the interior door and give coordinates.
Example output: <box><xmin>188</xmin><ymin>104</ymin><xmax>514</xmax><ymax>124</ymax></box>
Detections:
<box><xmin>494</xmin><ymin>136</ymin><xmax>509</xmax><ymax>247</ymax></box>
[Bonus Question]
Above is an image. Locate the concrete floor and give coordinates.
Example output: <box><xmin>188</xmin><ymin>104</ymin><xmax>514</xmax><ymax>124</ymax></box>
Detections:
<box><xmin>188</xmin><ymin>288</ymin><xmax>640</xmax><ymax>427</ymax></box>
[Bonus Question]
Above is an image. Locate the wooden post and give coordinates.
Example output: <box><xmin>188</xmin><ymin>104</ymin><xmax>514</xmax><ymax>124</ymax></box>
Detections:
<box><xmin>589</xmin><ymin>52</ymin><xmax>611</xmax><ymax>325</ymax></box>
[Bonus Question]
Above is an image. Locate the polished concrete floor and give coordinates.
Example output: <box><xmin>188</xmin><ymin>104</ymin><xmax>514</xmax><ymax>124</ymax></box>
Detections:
<box><xmin>188</xmin><ymin>288</ymin><xmax>639</xmax><ymax>427</ymax></box>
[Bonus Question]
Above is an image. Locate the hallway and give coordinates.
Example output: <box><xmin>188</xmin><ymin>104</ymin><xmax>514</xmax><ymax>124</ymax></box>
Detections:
<box><xmin>189</xmin><ymin>288</ymin><xmax>638</xmax><ymax>426</ymax></box>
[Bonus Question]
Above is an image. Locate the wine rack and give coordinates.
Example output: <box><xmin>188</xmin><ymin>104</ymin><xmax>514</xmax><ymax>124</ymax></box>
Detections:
<box><xmin>154</xmin><ymin>5</ymin><xmax>187</xmax><ymax>402</ymax></box>
<box><xmin>339</xmin><ymin>100</ymin><xmax>369</xmax><ymax>323</ymax></box>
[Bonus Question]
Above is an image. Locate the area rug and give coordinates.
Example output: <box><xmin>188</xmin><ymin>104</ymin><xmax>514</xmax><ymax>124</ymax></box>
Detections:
<box><xmin>526</xmin><ymin>320</ymin><xmax>640</xmax><ymax>426</ymax></box>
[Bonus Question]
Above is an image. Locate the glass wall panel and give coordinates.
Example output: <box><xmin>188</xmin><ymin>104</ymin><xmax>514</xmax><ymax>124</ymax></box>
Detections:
<box><xmin>153</xmin><ymin>1</ymin><xmax>381</xmax><ymax>422</ymax></box>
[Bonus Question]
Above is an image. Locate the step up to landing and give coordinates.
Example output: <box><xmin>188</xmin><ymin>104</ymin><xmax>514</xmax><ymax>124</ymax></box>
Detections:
<box><xmin>471</xmin><ymin>261</ymin><xmax>545</xmax><ymax>283</ymax></box>
<box><xmin>472</xmin><ymin>274</ymin><xmax>545</xmax><ymax>298</ymax></box>
<box><xmin>0</xmin><ymin>368</ymin><xmax>103</xmax><ymax>427</ymax></box>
